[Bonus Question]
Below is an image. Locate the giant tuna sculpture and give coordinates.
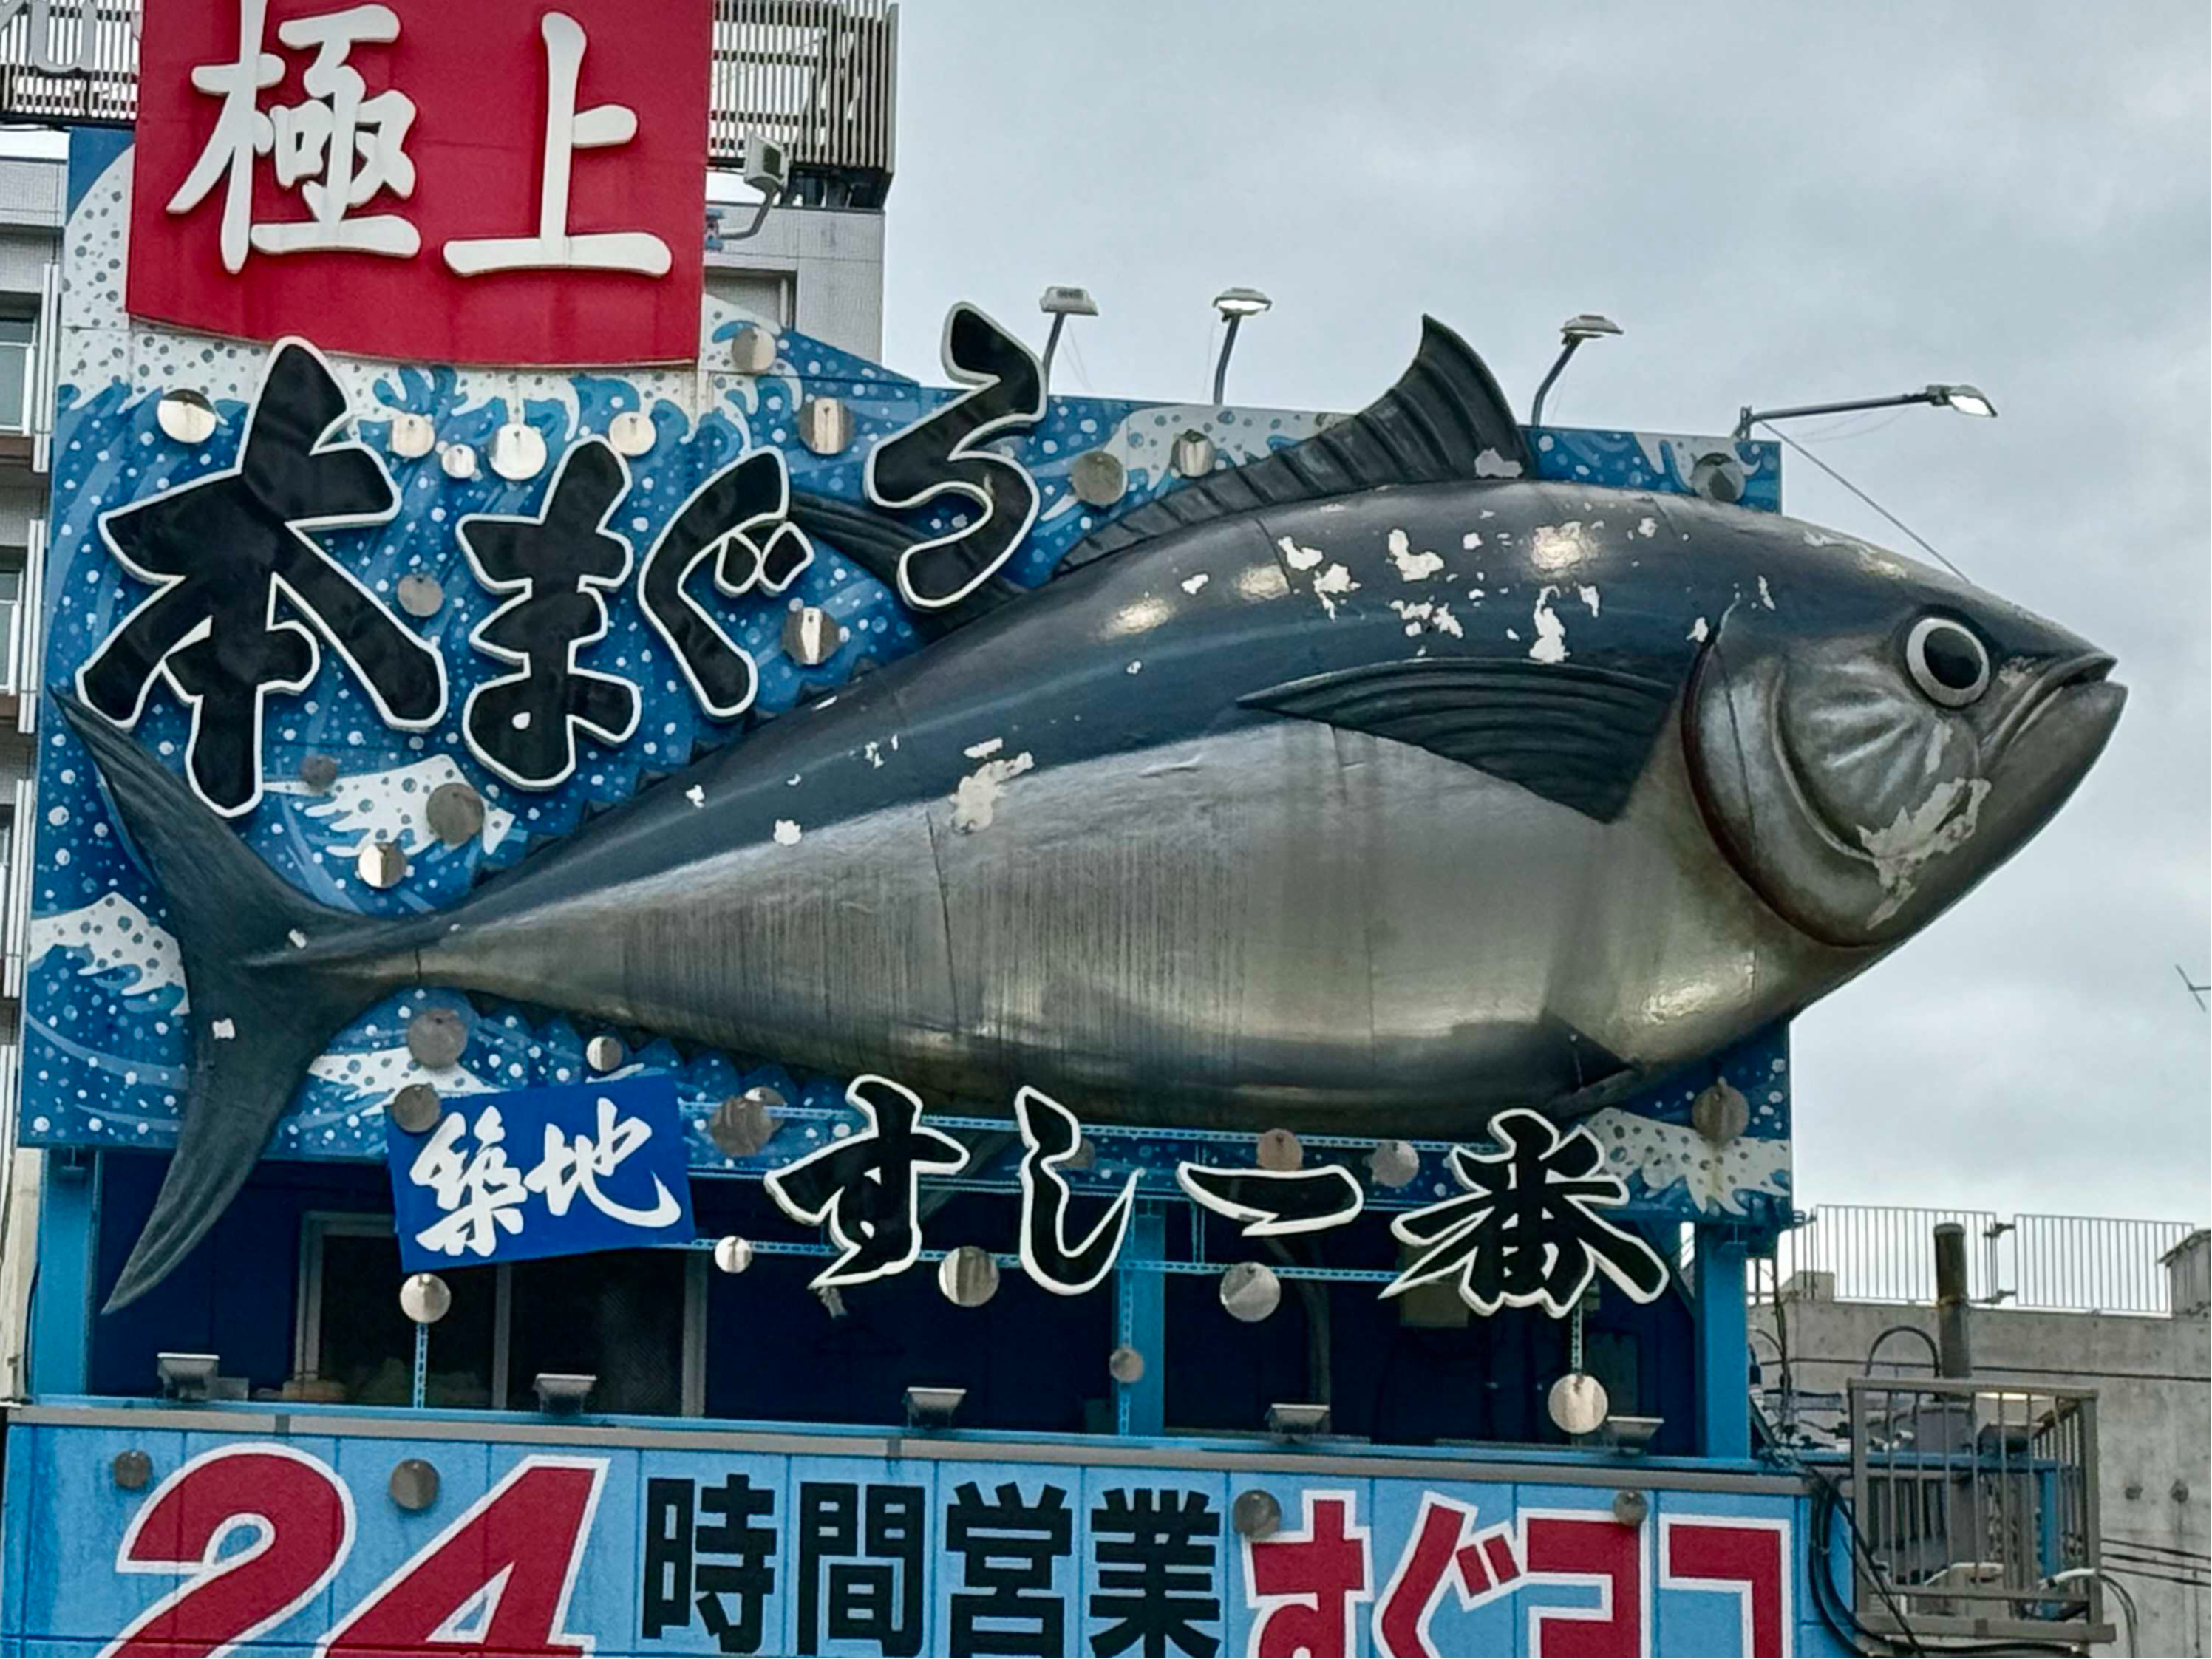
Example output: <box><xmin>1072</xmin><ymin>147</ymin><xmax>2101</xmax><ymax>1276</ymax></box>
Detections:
<box><xmin>62</xmin><ymin>319</ymin><xmax>2124</xmax><ymax>1307</ymax></box>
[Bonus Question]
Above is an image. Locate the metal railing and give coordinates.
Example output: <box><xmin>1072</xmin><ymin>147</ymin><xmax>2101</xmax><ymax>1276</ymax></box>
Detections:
<box><xmin>1848</xmin><ymin>1376</ymin><xmax>2111</xmax><ymax>1648</ymax></box>
<box><xmin>1771</xmin><ymin>1204</ymin><xmax>2200</xmax><ymax>1315</ymax></box>
<box><xmin>2011</xmin><ymin>1213</ymin><xmax>2198</xmax><ymax>1318</ymax></box>
<box><xmin>1774</xmin><ymin>1205</ymin><xmax>2001</xmax><ymax>1304</ymax></box>
<box><xmin>710</xmin><ymin>0</ymin><xmax>896</xmax><ymax>196</ymax></box>
<box><xmin>0</xmin><ymin>0</ymin><xmax>140</xmax><ymax>126</ymax></box>
<box><xmin>0</xmin><ymin>0</ymin><xmax>898</xmax><ymax>197</ymax></box>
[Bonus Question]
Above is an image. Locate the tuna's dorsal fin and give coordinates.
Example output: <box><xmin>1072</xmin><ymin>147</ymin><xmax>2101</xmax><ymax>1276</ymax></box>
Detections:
<box><xmin>1240</xmin><ymin>656</ymin><xmax>1675</xmax><ymax>823</ymax></box>
<box><xmin>1059</xmin><ymin>317</ymin><xmax>1531</xmax><ymax>576</ymax></box>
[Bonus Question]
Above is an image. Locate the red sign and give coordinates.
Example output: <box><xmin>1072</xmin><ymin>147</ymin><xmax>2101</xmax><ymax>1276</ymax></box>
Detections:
<box><xmin>128</xmin><ymin>0</ymin><xmax>709</xmax><ymax>366</ymax></box>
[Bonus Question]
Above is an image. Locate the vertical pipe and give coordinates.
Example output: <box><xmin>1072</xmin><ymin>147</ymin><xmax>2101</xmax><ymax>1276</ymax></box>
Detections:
<box><xmin>26</xmin><ymin>1149</ymin><xmax>98</xmax><ymax>1394</ymax></box>
<box><xmin>1935</xmin><ymin>1222</ymin><xmax>1973</xmax><ymax>1378</ymax></box>
<box><xmin>1114</xmin><ymin>1206</ymin><xmax>1165</xmax><ymax>1437</ymax></box>
<box><xmin>1695</xmin><ymin>1235</ymin><xmax>1750</xmax><ymax>1459</ymax></box>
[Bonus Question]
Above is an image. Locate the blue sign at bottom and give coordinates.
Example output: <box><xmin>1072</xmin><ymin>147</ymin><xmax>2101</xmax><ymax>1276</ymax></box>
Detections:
<box><xmin>0</xmin><ymin>1414</ymin><xmax>1844</xmax><ymax>1657</ymax></box>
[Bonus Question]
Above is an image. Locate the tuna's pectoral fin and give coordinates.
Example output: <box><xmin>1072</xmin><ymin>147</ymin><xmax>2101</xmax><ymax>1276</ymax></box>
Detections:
<box><xmin>55</xmin><ymin>692</ymin><xmax>409</xmax><ymax>1310</ymax></box>
<box><xmin>1240</xmin><ymin>658</ymin><xmax>1678</xmax><ymax>822</ymax></box>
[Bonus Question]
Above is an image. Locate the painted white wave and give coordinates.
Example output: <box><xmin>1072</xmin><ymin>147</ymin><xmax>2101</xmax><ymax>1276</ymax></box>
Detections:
<box><xmin>308</xmin><ymin>1044</ymin><xmax>499</xmax><ymax>1101</ymax></box>
<box><xmin>60</xmin><ymin>150</ymin><xmax>769</xmax><ymax>441</ymax></box>
<box><xmin>30</xmin><ymin>893</ymin><xmax>188</xmax><ymax>1008</ymax></box>
<box><xmin>1584</xmin><ymin>1108</ymin><xmax>1789</xmax><ymax>1218</ymax></box>
<box><xmin>265</xmin><ymin>756</ymin><xmax>517</xmax><ymax>855</ymax></box>
<box><xmin>1038</xmin><ymin>403</ymin><xmax>1334</xmax><ymax>524</ymax></box>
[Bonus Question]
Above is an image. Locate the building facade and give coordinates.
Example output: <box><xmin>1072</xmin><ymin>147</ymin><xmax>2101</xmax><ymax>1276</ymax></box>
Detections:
<box><xmin>0</xmin><ymin>4</ymin><xmax>2162</xmax><ymax>1656</ymax></box>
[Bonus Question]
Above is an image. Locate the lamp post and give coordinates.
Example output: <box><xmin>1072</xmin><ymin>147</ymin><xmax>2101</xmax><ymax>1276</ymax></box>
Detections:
<box><xmin>1038</xmin><ymin>285</ymin><xmax>1097</xmax><ymax>392</ymax></box>
<box><xmin>1211</xmin><ymin>287</ymin><xmax>1272</xmax><ymax>403</ymax></box>
<box><xmin>1528</xmin><ymin>313</ymin><xmax>1621</xmax><ymax>427</ymax></box>
<box><xmin>1734</xmin><ymin>383</ymin><xmax>1995</xmax><ymax>443</ymax></box>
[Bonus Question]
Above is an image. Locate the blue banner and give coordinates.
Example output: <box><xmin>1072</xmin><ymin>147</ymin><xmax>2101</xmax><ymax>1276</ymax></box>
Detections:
<box><xmin>1</xmin><ymin>1413</ymin><xmax>1841</xmax><ymax>1657</ymax></box>
<box><xmin>387</xmin><ymin>1074</ymin><xmax>695</xmax><ymax>1268</ymax></box>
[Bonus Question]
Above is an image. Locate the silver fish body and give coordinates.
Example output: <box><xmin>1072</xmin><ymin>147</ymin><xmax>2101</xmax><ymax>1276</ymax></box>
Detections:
<box><xmin>398</xmin><ymin>478</ymin><xmax>2115</xmax><ymax>1131</ymax></box>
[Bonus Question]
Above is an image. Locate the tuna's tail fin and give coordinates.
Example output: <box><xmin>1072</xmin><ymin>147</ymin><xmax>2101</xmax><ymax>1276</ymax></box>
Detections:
<box><xmin>57</xmin><ymin>695</ymin><xmax>414</xmax><ymax>1311</ymax></box>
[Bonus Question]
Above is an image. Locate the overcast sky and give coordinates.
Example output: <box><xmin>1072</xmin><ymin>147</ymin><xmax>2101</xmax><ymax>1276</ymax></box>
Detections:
<box><xmin>879</xmin><ymin>1</ymin><xmax>2211</xmax><ymax>1225</ymax></box>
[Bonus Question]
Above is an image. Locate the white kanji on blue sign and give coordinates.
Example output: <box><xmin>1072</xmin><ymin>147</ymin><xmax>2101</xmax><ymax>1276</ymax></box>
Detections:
<box><xmin>388</xmin><ymin>1074</ymin><xmax>693</xmax><ymax>1267</ymax></box>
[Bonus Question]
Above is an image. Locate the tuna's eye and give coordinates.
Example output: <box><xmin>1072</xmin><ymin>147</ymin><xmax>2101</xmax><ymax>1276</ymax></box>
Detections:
<box><xmin>1905</xmin><ymin>616</ymin><xmax>1990</xmax><ymax>708</ymax></box>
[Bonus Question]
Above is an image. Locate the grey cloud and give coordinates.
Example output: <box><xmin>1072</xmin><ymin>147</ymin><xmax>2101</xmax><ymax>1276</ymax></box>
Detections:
<box><xmin>885</xmin><ymin>0</ymin><xmax>2208</xmax><ymax>1223</ymax></box>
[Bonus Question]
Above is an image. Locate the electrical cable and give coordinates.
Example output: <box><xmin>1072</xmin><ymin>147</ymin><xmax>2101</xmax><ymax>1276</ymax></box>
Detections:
<box><xmin>2103</xmin><ymin>1534</ymin><xmax>2212</xmax><ymax>1563</ymax></box>
<box><xmin>1755</xmin><ymin>420</ymin><xmax>1971</xmax><ymax>583</ymax></box>
<box><xmin>1794</xmin><ymin>1456</ymin><xmax>2083</xmax><ymax>1655</ymax></box>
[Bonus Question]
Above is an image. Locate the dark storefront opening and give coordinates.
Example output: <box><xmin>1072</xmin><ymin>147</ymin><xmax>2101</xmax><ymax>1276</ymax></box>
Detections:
<box><xmin>84</xmin><ymin>1150</ymin><xmax>1694</xmax><ymax>1453</ymax></box>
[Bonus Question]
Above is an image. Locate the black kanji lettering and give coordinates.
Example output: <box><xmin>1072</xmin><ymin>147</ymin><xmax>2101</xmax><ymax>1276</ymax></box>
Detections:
<box><xmin>1384</xmin><ymin>1108</ymin><xmax>1671</xmax><ymax>1317</ymax></box>
<box><xmin>77</xmin><ymin>338</ymin><xmax>446</xmax><ymax>815</ymax></box>
<box><xmin>457</xmin><ymin>437</ymin><xmax>639</xmax><ymax>788</ymax></box>
<box><xmin>796</xmin><ymin>1479</ymin><xmax>925</xmax><ymax>1658</ymax></box>
<box><xmin>945</xmin><ymin>1479</ymin><xmax>1072</xmax><ymax>1658</ymax></box>
<box><xmin>638</xmin><ymin>446</ymin><xmax>813</xmax><ymax>720</ymax></box>
<box><xmin>863</xmin><ymin>303</ymin><xmax>1044</xmax><ymax>609</ymax></box>
<box><xmin>1015</xmin><ymin>1086</ymin><xmax>1137</xmax><ymax>1295</ymax></box>
<box><xmin>1089</xmin><ymin>1488</ymin><xmax>1222</xmax><ymax>1658</ymax></box>
<box><xmin>1174</xmin><ymin>1164</ymin><xmax>1365</xmax><ymax>1239</ymax></box>
<box><xmin>764</xmin><ymin>1075</ymin><xmax>970</xmax><ymax>1289</ymax></box>
<box><xmin>694</xmin><ymin>1470</ymin><xmax>778</xmax><ymax>1654</ymax></box>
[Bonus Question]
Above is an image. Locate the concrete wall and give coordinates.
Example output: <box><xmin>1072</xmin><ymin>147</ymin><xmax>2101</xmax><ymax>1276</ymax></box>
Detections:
<box><xmin>1759</xmin><ymin>1277</ymin><xmax>2211</xmax><ymax>1655</ymax></box>
<box><xmin>707</xmin><ymin>202</ymin><xmax>885</xmax><ymax>360</ymax></box>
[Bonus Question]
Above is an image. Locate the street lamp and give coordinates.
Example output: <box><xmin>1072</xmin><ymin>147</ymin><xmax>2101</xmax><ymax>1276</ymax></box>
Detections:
<box><xmin>1211</xmin><ymin>286</ymin><xmax>1272</xmax><ymax>403</ymax></box>
<box><xmin>1038</xmin><ymin>285</ymin><xmax>1097</xmax><ymax>391</ymax></box>
<box><xmin>1528</xmin><ymin>313</ymin><xmax>1622</xmax><ymax>426</ymax></box>
<box><xmin>1734</xmin><ymin>383</ymin><xmax>1997</xmax><ymax>443</ymax></box>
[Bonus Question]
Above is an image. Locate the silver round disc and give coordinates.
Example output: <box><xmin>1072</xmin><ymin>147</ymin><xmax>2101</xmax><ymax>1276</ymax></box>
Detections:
<box><xmin>389</xmin><ymin>1082</ymin><xmax>441</xmax><ymax>1135</ymax></box>
<box><xmin>156</xmin><ymin>389</ymin><xmax>218</xmax><ymax>446</ymax></box>
<box><xmin>729</xmin><ymin>324</ymin><xmax>777</xmax><ymax>374</ymax></box>
<box><xmin>1548</xmin><ymin>1371</ymin><xmax>1610</xmax><ymax>1436</ymax></box>
<box><xmin>709</xmin><ymin>1092</ymin><xmax>780</xmax><ymax>1159</ymax></box>
<box><xmin>607</xmin><ymin>409</ymin><xmax>656</xmax><ymax>457</ymax></box>
<box><xmin>782</xmin><ymin>604</ymin><xmax>840</xmax><ymax>667</ymax></box>
<box><xmin>297</xmin><ymin>753</ymin><xmax>340</xmax><ymax>794</ymax></box>
<box><xmin>1691</xmin><ymin>451</ymin><xmax>1746</xmax><ymax>505</ymax></box>
<box><xmin>389</xmin><ymin>412</ymin><xmax>435</xmax><ymax>459</ymax></box>
<box><xmin>357</xmin><ymin>839</ymin><xmax>409</xmax><ymax>890</ymax></box>
<box><xmin>404</xmin><ymin>1006</ymin><xmax>469</xmax><ymax>1072</ymax></box>
<box><xmin>439</xmin><ymin>442</ymin><xmax>479</xmax><ymax>480</ymax></box>
<box><xmin>938</xmin><ymin>1245</ymin><xmax>1001</xmax><ymax>1308</ymax></box>
<box><xmin>1368</xmin><ymin>1139</ymin><xmax>1420</xmax><ymax>1189</ymax></box>
<box><xmin>389</xmin><ymin>1457</ymin><xmax>440</xmax><ymax>1511</ymax></box>
<box><xmin>585</xmin><ymin>1033</ymin><xmax>626</xmax><ymax>1074</ymax></box>
<box><xmin>798</xmin><ymin>395</ymin><xmax>852</xmax><ymax>455</ymax></box>
<box><xmin>399</xmin><ymin>1272</ymin><xmax>451</xmax><ymax>1325</ymax></box>
<box><xmin>1256</xmin><ymin>1128</ymin><xmax>1303</xmax><ymax>1172</ymax></box>
<box><xmin>1108</xmin><ymin>1346</ymin><xmax>1145</xmax><ymax>1385</ymax></box>
<box><xmin>1691</xmin><ymin>1078</ymin><xmax>1750</xmax><ymax>1145</ymax></box>
<box><xmin>1219</xmin><ymin>1261</ymin><xmax>1281</xmax><ymax>1323</ymax></box>
<box><xmin>424</xmin><ymin>781</ymin><xmax>484</xmax><ymax>848</ymax></box>
<box><xmin>1068</xmin><ymin>449</ymin><xmax>1127</xmax><ymax>508</ymax></box>
<box><xmin>1231</xmin><ymin>1488</ymin><xmax>1282</xmax><ymax>1539</ymax></box>
<box><xmin>1171</xmin><ymin>430</ymin><xmax>1216</xmax><ymax>477</ymax></box>
<box><xmin>395</xmin><ymin>573</ymin><xmax>443</xmax><ymax>619</ymax></box>
<box><xmin>712</xmin><ymin>1236</ymin><xmax>755</xmax><ymax>1275</ymax></box>
<box><xmin>490</xmin><ymin>422</ymin><xmax>547</xmax><ymax>481</ymax></box>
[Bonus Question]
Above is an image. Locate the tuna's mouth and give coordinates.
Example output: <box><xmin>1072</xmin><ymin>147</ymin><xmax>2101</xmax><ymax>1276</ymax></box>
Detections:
<box><xmin>1992</xmin><ymin>652</ymin><xmax>2117</xmax><ymax>755</ymax></box>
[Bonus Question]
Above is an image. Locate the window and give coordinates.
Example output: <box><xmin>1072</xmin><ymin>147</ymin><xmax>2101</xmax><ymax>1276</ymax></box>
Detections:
<box><xmin>0</xmin><ymin>318</ymin><xmax>31</xmax><ymax>435</ymax></box>
<box><xmin>293</xmin><ymin>1213</ymin><xmax>704</xmax><ymax>1415</ymax></box>
<box><xmin>706</xmin><ymin>267</ymin><xmax>793</xmax><ymax>327</ymax></box>
<box><xmin>0</xmin><ymin>550</ymin><xmax>23</xmax><ymax>692</ymax></box>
